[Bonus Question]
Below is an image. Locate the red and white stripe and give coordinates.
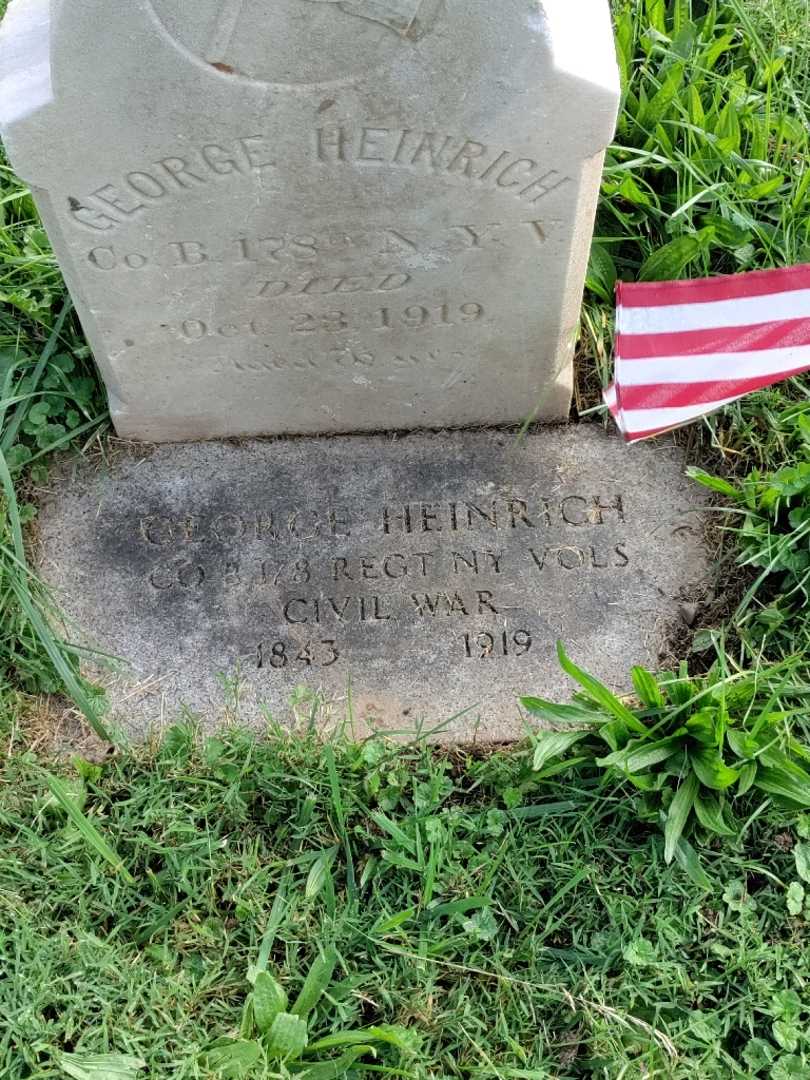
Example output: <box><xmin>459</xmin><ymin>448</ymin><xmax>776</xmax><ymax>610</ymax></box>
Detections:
<box><xmin>604</xmin><ymin>264</ymin><xmax>810</xmax><ymax>442</ymax></box>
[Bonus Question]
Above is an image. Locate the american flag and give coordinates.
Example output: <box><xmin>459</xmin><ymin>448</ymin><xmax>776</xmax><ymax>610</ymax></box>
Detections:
<box><xmin>604</xmin><ymin>264</ymin><xmax>810</xmax><ymax>442</ymax></box>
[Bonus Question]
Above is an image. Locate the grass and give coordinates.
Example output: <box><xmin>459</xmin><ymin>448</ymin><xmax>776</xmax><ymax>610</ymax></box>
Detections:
<box><xmin>1</xmin><ymin>0</ymin><xmax>810</xmax><ymax>1076</ymax></box>
<box><xmin>3</xmin><ymin>723</ymin><xmax>810</xmax><ymax>1079</ymax></box>
<box><xmin>0</xmin><ymin>169</ymin><xmax>109</xmax><ymax>734</ymax></box>
<box><xmin>583</xmin><ymin>0</ymin><xmax>810</xmax><ymax>400</ymax></box>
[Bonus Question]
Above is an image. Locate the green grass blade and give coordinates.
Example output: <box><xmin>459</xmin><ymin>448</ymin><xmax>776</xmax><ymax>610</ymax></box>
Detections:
<box><xmin>0</xmin><ymin>298</ymin><xmax>71</xmax><ymax>454</ymax></box>
<box><xmin>291</xmin><ymin>947</ymin><xmax>339</xmax><ymax>1018</ymax></box>
<box><xmin>673</xmin><ymin>836</ymin><xmax>712</xmax><ymax>891</ymax></box>
<box><xmin>371</xmin><ymin>907</ymin><xmax>416</xmax><ymax>935</ymax></box>
<box><xmin>44</xmin><ymin>770</ymin><xmax>135</xmax><ymax>885</ymax></box>
<box><xmin>369</xmin><ymin>811</ymin><xmax>417</xmax><ymax>855</ymax></box>
<box><xmin>292</xmin><ymin>1046</ymin><xmax>372</xmax><ymax>1079</ymax></box>
<box><xmin>556</xmin><ymin>641</ymin><xmax>647</xmax><ymax>733</ymax></box>
<box><xmin>664</xmin><ymin>772</ymin><xmax>698</xmax><ymax>864</ymax></box>
<box><xmin>0</xmin><ymin>443</ymin><xmax>25</xmax><ymax>564</ymax></box>
<box><xmin>0</xmin><ymin>441</ymin><xmax>112</xmax><ymax>743</ymax></box>
<box><xmin>307</xmin><ymin>1026</ymin><xmax>414</xmax><ymax>1054</ymax></box>
<box><xmin>597</xmin><ymin>734</ymin><xmax>685</xmax><ymax>774</ymax></box>
<box><xmin>249</xmin><ymin>882</ymin><xmax>288</xmax><ymax>984</ymax></box>
<box><xmin>531</xmin><ymin>730</ymin><xmax>589</xmax><ymax>771</ymax></box>
<box><xmin>8</xmin><ymin>570</ymin><xmax>111</xmax><ymax>742</ymax></box>
<box><xmin>325</xmin><ymin>743</ymin><xmax>355</xmax><ymax>900</ymax></box>
<box><xmin>58</xmin><ymin>1052</ymin><xmax>146</xmax><ymax>1079</ymax></box>
<box><xmin>27</xmin><ymin>413</ymin><xmax>107</xmax><ymax>463</ymax></box>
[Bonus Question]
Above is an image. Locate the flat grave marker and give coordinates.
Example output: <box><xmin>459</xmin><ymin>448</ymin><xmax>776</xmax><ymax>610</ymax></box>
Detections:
<box><xmin>39</xmin><ymin>429</ymin><xmax>709</xmax><ymax>740</ymax></box>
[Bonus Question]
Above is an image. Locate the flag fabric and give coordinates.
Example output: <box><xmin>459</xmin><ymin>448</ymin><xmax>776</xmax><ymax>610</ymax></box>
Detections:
<box><xmin>604</xmin><ymin>263</ymin><xmax>810</xmax><ymax>442</ymax></box>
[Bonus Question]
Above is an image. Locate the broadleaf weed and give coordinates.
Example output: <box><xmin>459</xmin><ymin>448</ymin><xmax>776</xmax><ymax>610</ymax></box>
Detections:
<box><xmin>524</xmin><ymin>642</ymin><xmax>810</xmax><ymax>863</ymax></box>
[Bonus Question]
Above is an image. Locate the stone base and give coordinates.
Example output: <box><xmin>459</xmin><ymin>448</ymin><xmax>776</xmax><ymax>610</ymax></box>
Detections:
<box><xmin>37</xmin><ymin>427</ymin><xmax>709</xmax><ymax>742</ymax></box>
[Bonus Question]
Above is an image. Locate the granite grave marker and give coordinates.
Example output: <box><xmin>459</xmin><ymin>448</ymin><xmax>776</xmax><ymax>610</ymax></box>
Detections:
<box><xmin>0</xmin><ymin>0</ymin><xmax>620</xmax><ymax>439</ymax></box>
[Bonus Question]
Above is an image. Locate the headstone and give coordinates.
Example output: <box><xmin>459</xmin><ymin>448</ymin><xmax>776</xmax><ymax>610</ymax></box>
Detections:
<box><xmin>38</xmin><ymin>429</ymin><xmax>710</xmax><ymax>741</ymax></box>
<box><xmin>0</xmin><ymin>0</ymin><xmax>619</xmax><ymax>440</ymax></box>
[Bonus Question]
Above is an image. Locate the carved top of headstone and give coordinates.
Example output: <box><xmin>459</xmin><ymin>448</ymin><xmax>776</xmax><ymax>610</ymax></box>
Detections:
<box><xmin>148</xmin><ymin>0</ymin><xmax>446</xmax><ymax>85</ymax></box>
<box><xmin>0</xmin><ymin>1</ymin><xmax>620</xmax><ymax>440</ymax></box>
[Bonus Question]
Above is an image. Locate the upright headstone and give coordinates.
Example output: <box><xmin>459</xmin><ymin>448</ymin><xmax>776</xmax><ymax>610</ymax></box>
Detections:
<box><xmin>0</xmin><ymin>0</ymin><xmax>619</xmax><ymax>440</ymax></box>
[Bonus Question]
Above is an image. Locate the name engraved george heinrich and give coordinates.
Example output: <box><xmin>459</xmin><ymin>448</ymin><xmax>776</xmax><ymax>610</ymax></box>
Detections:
<box><xmin>70</xmin><ymin>127</ymin><xmax>570</xmax><ymax>232</ymax></box>
<box><xmin>140</xmin><ymin>490</ymin><xmax>630</xmax><ymax>667</ymax></box>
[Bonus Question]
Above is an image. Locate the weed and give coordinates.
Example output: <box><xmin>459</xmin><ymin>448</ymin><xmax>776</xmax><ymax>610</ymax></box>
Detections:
<box><xmin>198</xmin><ymin>944</ymin><xmax>418</xmax><ymax>1077</ymax></box>
<box><xmin>688</xmin><ymin>398</ymin><xmax>810</xmax><ymax>658</ymax></box>
<box><xmin>524</xmin><ymin>643</ymin><xmax>810</xmax><ymax>873</ymax></box>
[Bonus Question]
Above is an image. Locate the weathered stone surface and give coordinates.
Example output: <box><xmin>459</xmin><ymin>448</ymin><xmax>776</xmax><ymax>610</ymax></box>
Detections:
<box><xmin>0</xmin><ymin>0</ymin><xmax>619</xmax><ymax>440</ymax></box>
<box><xmin>37</xmin><ymin>428</ymin><xmax>709</xmax><ymax>741</ymax></box>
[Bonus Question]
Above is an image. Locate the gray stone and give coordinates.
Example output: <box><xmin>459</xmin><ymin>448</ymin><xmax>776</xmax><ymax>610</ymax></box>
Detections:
<box><xmin>0</xmin><ymin>0</ymin><xmax>619</xmax><ymax>440</ymax></box>
<box><xmin>37</xmin><ymin>428</ymin><xmax>709</xmax><ymax>741</ymax></box>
